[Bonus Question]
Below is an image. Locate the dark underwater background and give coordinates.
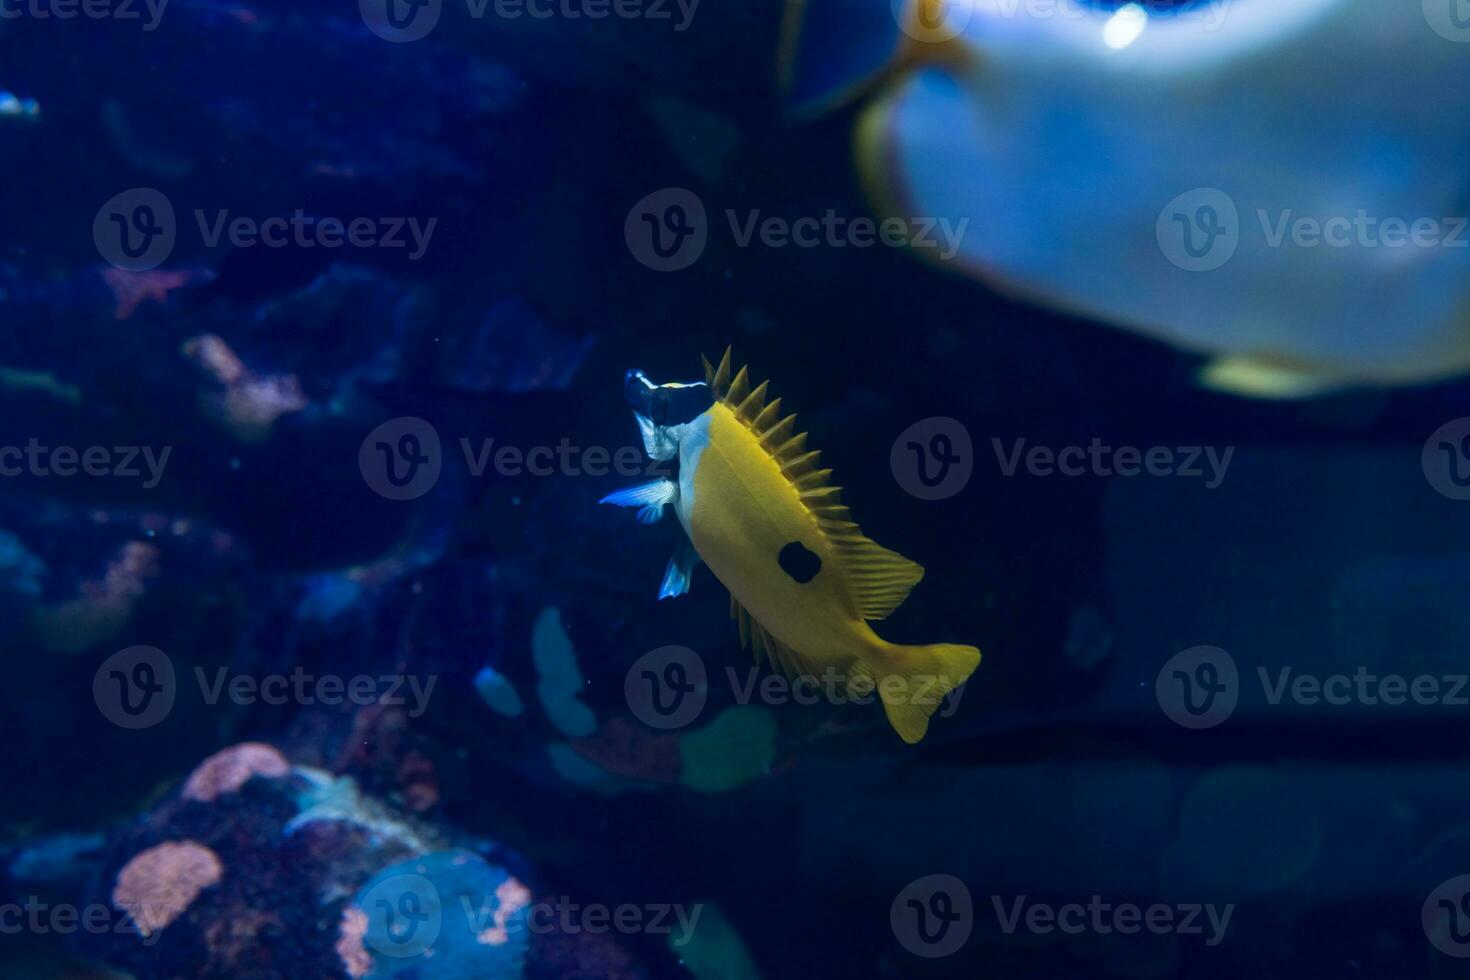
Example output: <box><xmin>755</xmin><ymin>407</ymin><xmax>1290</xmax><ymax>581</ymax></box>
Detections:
<box><xmin>4</xmin><ymin>0</ymin><xmax>1470</xmax><ymax>977</ymax></box>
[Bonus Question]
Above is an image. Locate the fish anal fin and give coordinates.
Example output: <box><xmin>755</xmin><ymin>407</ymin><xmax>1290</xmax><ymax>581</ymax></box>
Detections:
<box><xmin>1199</xmin><ymin>355</ymin><xmax>1348</xmax><ymax>400</ymax></box>
<box><xmin>730</xmin><ymin>597</ymin><xmax>819</xmax><ymax>680</ymax></box>
<box><xmin>836</xmin><ymin>535</ymin><xmax>924</xmax><ymax>620</ymax></box>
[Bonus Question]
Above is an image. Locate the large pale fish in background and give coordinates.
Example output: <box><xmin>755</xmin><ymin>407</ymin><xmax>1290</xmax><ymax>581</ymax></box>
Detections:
<box><xmin>780</xmin><ymin>0</ymin><xmax>1470</xmax><ymax>396</ymax></box>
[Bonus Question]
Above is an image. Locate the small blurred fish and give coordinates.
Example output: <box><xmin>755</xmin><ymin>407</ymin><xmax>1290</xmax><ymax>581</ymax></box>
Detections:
<box><xmin>780</xmin><ymin>0</ymin><xmax>1470</xmax><ymax>396</ymax></box>
<box><xmin>601</xmin><ymin>348</ymin><xmax>980</xmax><ymax>743</ymax></box>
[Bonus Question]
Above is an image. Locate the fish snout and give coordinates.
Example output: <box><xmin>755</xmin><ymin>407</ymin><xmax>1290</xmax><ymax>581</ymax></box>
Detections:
<box><xmin>625</xmin><ymin>369</ymin><xmax>658</xmax><ymax>413</ymax></box>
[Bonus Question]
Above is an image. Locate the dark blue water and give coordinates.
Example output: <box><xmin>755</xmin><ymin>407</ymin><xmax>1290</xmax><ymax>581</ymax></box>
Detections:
<box><xmin>2</xmin><ymin>1</ymin><xmax>1470</xmax><ymax>977</ymax></box>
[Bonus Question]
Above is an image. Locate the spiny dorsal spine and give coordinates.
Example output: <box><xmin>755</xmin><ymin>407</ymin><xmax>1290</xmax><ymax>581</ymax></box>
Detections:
<box><xmin>704</xmin><ymin>347</ymin><xmax>863</xmax><ymax>539</ymax></box>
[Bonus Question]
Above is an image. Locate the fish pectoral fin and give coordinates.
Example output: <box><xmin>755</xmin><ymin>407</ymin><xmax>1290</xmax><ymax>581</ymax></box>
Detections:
<box><xmin>1198</xmin><ymin>355</ymin><xmax>1352</xmax><ymax>400</ymax></box>
<box><xmin>659</xmin><ymin>536</ymin><xmax>701</xmax><ymax>600</ymax></box>
<box><xmin>730</xmin><ymin>597</ymin><xmax>816</xmax><ymax>681</ymax></box>
<box><xmin>598</xmin><ymin>478</ymin><xmax>678</xmax><ymax>525</ymax></box>
<box><xmin>832</xmin><ymin>534</ymin><xmax>925</xmax><ymax>621</ymax></box>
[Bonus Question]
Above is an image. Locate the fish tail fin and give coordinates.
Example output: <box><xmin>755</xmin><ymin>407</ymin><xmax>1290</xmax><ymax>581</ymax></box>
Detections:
<box><xmin>869</xmin><ymin>640</ymin><xmax>980</xmax><ymax>744</ymax></box>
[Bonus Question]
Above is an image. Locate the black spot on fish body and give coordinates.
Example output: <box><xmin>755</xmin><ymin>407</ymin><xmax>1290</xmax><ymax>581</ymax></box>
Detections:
<box><xmin>779</xmin><ymin>541</ymin><xmax>821</xmax><ymax>583</ymax></box>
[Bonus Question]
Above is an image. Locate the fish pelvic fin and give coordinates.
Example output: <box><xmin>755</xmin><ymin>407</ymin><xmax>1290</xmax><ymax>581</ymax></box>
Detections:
<box><xmin>660</xmin><ymin>536</ymin><xmax>701</xmax><ymax>600</ymax></box>
<box><xmin>871</xmin><ymin>640</ymin><xmax>980</xmax><ymax>744</ymax></box>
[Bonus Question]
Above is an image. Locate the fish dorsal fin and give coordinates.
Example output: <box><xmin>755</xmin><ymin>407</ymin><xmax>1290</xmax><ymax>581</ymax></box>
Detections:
<box><xmin>833</xmin><ymin>536</ymin><xmax>923</xmax><ymax>621</ymax></box>
<box><xmin>704</xmin><ymin>347</ymin><xmax>926</xmax><ymax>620</ymax></box>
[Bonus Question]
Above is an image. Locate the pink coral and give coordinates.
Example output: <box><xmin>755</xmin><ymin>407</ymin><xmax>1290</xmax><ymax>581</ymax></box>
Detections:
<box><xmin>101</xmin><ymin>266</ymin><xmax>211</xmax><ymax>321</ymax></box>
<box><xmin>336</xmin><ymin>906</ymin><xmax>373</xmax><ymax>978</ymax></box>
<box><xmin>182</xmin><ymin>334</ymin><xmax>308</xmax><ymax>442</ymax></box>
<box><xmin>477</xmin><ymin>876</ymin><xmax>532</xmax><ymax>947</ymax></box>
<box><xmin>182</xmin><ymin>743</ymin><xmax>290</xmax><ymax>802</ymax></box>
<box><xmin>112</xmin><ymin>840</ymin><xmax>223</xmax><ymax>938</ymax></box>
<box><xmin>33</xmin><ymin>541</ymin><xmax>161</xmax><ymax>654</ymax></box>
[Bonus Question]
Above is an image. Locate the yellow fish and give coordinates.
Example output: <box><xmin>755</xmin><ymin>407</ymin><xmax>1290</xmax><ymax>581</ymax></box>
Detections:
<box><xmin>601</xmin><ymin>348</ymin><xmax>980</xmax><ymax>743</ymax></box>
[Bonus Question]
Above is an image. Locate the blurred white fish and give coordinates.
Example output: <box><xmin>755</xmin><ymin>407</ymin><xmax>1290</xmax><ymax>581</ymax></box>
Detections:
<box><xmin>782</xmin><ymin>0</ymin><xmax>1470</xmax><ymax>396</ymax></box>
